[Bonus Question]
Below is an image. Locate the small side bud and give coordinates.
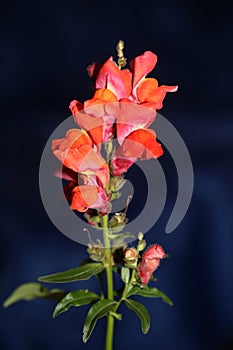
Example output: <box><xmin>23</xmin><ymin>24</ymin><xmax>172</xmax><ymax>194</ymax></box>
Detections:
<box><xmin>137</xmin><ymin>232</ymin><xmax>146</xmax><ymax>251</ymax></box>
<box><xmin>138</xmin><ymin>232</ymin><xmax>144</xmax><ymax>241</ymax></box>
<box><xmin>137</xmin><ymin>239</ymin><xmax>146</xmax><ymax>252</ymax></box>
<box><xmin>125</xmin><ymin>248</ymin><xmax>137</xmax><ymax>260</ymax></box>
<box><xmin>124</xmin><ymin>248</ymin><xmax>138</xmax><ymax>268</ymax></box>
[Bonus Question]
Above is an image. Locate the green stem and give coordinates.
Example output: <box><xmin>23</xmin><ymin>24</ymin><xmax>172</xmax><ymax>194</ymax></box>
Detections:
<box><xmin>102</xmin><ymin>214</ymin><xmax>114</xmax><ymax>350</ymax></box>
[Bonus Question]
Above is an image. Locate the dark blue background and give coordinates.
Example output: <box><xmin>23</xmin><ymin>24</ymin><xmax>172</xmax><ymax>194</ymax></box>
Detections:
<box><xmin>1</xmin><ymin>1</ymin><xmax>233</xmax><ymax>349</ymax></box>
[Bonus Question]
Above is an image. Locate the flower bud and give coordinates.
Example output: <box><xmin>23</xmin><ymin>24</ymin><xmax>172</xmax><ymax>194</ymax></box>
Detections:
<box><xmin>125</xmin><ymin>248</ymin><xmax>137</xmax><ymax>260</ymax></box>
<box><xmin>124</xmin><ymin>248</ymin><xmax>138</xmax><ymax>267</ymax></box>
<box><xmin>138</xmin><ymin>244</ymin><xmax>165</xmax><ymax>284</ymax></box>
<box><xmin>87</xmin><ymin>244</ymin><xmax>105</xmax><ymax>262</ymax></box>
<box><xmin>137</xmin><ymin>239</ymin><xmax>146</xmax><ymax>252</ymax></box>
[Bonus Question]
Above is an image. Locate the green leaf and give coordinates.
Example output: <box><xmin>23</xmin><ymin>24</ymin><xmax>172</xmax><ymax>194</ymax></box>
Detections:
<box><xmin>53</xmin><ymin>289</ymin><xmax>100</xmax><ymax>318</ymax></box>
<box><xmin>124</xmin><ymin>299</ymin><xmax>150</xmax><ymax>334</ymax></box>
<box><xmin>121</xmin><ymin>267</ymin><xmax>130</xmax><ymax>284</ymax></box>
<box><xmin>83</xmin><ymin>299</ymin><xmax>117</xmax><ymax>343</ymax></box>
<box><xmin>126</xmin><ymin>285</ymin><xmax>173</xmax><ymax>306</ymax></box>
<box><xmin>3</xmin><ymin>283</ymin><xmax>66</xmax><ymax>308</ymax></box>
<box><xmin>38</xmin><ymin>263</ymin><xmax>105</xmax><ymax>283</ymax></box>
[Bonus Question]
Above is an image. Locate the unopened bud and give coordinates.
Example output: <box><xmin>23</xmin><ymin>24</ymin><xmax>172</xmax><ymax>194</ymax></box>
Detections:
<box><xmin>125</xmin><ymin>248</ymin><xmax>137</xmax><ymax>260</ymax></box>
<box><xmin>137</xmin><ymin>239</ymin><xmax>146</xmax><ymax>252</ymax></box>
<box><xmin>124</xmin><ymin>248</ymin><xmax>138</xmax><ymax>267</ymax></box>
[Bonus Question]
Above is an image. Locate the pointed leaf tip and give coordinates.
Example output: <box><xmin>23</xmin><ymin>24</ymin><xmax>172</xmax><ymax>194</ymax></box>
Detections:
<box><xmin>124</xmin><ymin>299</ymin><xmax>150</xmax><ymax>334</ymax></box>
<box><xmin>83</xmin><ymin>299</ymin><xmax>117</xmax><ymax>342</ymax></box>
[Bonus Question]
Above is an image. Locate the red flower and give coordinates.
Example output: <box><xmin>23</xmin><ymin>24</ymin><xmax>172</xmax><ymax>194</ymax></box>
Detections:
<box><xmin>111</xmin><ymin>127</ymin><xmax>164</xmax><ymax>176</ymax></box>
<box><xmin>70</xmin><ymin>185</ymin><xmax>109</xmax><ymax>213</ymax></box>
<box><xmin>52</xmin><ymin>129</ymin><xmax>110</xmax><ymax>213</ymax></box>
<box><xmin>138</xmin><ymin>244</ymin><xmax>165</xmax><ymax>284</ymax></box>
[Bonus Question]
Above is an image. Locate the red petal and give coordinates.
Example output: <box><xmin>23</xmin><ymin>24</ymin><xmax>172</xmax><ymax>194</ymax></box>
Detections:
<box><xmin>95</xmin><ymin>57</ymin><xmax>132</xmax><ymax>99</ymax></box>
<box><xmin>143</xmin><ymin>244</ymin><xmax>165</xmax><ymax>260</ymax></box>
<box><xmin>69</xmin><ymin>100</ymin><xmax>84</xmax><ymax>115</ymax></box>
<box><xmin>130</xmin><ymin>51</ymin><xmax>157</xmax><ymax>88</ymax></box>
<box><xmin>111</xmin><ymin>156</ymin><xmax>135</xmax><ymax>176</ymax></box>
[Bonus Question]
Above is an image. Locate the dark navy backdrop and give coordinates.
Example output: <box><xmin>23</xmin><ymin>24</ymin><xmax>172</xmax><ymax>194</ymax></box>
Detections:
<box><xmin>1</xmin><ymin>1</ymin><xmax>233</xmax><ymax>349</ymax></box>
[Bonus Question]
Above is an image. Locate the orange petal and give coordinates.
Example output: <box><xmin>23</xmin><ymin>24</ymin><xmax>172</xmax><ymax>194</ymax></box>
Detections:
<box><xmin>92</xmin><ymin>88</ymin><xmax>118</xmax><ymax>102</ymax></box>
<box><xmin>70</xmin><ymin>185</ymin><xmax>98</xmax><ymax>212</ymax></box>
<box><xmin>136</xmin><ymin>78</ymin><xmax>158</xmax><ymax>102</ymax></box>
<box><xmin>52</xmin><ymin>129</ymin><xmax>93</xmax><ymax>172</ymax></box>
<box><xmin>84</xmin><ymin>88</ymin><xmax>118</xmax><ymax>117</ymax></box>
<box><xmin>73</xmin><ymin>110</ymin><xmax>103</xmax><ymax>146</ymax></box>
<box><xmin>139</xmin><ymin>83</ymin><xmax>178</xmax><ymax>110</ymax></box>
<box><xmin>121</xmin><ymin>129</ymin><xmax>164</xmax><ymax>160</ymax></box>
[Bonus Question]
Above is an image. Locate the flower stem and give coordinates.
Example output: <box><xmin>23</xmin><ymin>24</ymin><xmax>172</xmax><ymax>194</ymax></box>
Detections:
<box><xmin>102</xmin><ymin>214</ymin><xmax>114</xmax><ymax>350</ymax></box>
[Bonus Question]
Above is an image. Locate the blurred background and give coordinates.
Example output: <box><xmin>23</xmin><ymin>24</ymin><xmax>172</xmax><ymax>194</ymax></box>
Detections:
<box><xmin>1</xmin><ymin>0</ymin><xmax>233</xmax><ymax>349</ymax></box>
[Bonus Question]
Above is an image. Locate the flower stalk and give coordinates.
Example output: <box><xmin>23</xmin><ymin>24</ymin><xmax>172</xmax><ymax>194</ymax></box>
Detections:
<box><xmin>102</xmin><ymin>214</ymin><xmax>114</xmax><ymax>350</ymax></box>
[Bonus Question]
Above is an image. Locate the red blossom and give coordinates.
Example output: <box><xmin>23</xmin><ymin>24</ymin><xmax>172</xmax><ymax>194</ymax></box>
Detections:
<box><xmin>52</xmin><ymin>129</ymin><xmax>110</xmax><ymax>213</ymax></box>
<box><xmin>111</xmin><ymin>128</ymin><xmax>164</xmax><ymax>176</ymax></box>
<box><xmin>138</xmin><ymin>244</ymin><xmax>165</xmax><ymax>284</ymax></box>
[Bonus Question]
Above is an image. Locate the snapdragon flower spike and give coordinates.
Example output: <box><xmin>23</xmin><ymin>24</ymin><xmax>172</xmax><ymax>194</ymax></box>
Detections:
<box><xmin>52</xmin><ymin>129</ymin><xmax>110</xmax><ymax>213</ymax></box>
<box><xmin>138</xmin><ymin>244</ymin><xmax>165</xmax><ymax>284</ymax></box>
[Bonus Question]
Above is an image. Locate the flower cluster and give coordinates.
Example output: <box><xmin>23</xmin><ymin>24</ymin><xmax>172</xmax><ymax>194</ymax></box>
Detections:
<box><xmin>52</xmin><ymin>51</ymin><xmax>177</xmax><ymax>214</ymax></box>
